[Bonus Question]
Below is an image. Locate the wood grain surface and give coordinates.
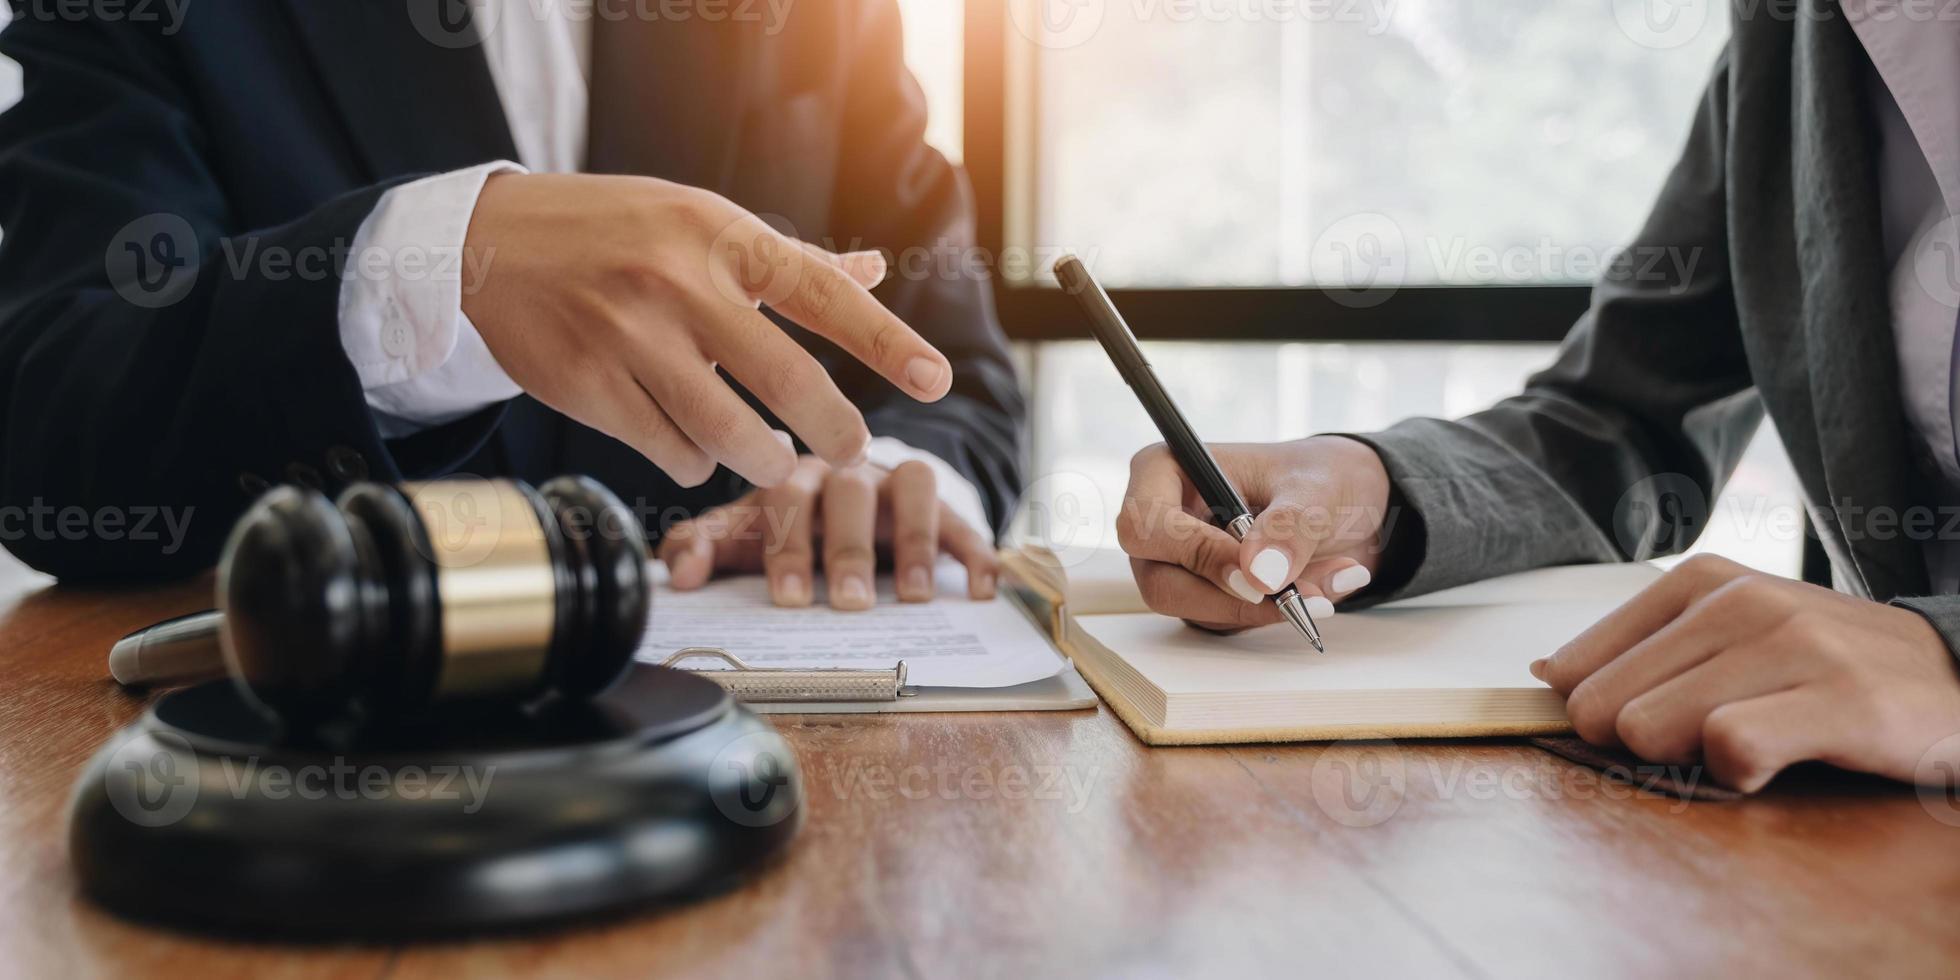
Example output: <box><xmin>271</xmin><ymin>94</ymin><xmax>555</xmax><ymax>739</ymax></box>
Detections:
<box><xmin>2</xmin><ymin>552</ymin><xmax>1957</xmax><ymax>979</ymax></box>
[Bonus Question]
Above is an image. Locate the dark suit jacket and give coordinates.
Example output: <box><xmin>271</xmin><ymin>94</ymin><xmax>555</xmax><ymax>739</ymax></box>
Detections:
<box><xmin>0</xmin><ymin>0</ymin><xmax>1024</xmax><ymax>580</ymax></box>
<box><xmin>1350</xmin><ymin>0</ymin><xmax>1960</xmax><ymax>649</ymax></box>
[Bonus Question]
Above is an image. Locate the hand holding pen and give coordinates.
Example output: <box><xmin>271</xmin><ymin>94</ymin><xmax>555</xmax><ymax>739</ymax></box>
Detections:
<box><xmin>1120</xmin><ymin>437</ymin><xmax>1391</xmax><ymax>634</ymax></box>
<box><xmin>1055</xmin><ymin>254</ymin><xmax>1391</xmax><ymax>642</ymax></box>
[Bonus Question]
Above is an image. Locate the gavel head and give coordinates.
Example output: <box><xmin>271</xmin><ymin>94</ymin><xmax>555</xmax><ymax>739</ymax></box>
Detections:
<box><xmin>215</xmin><ymin>476</ymin><xmax>650</xmax><ymax>728</ymax></box>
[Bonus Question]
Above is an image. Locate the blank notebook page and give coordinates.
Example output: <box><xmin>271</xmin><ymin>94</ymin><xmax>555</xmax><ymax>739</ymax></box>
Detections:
<box><xmin>1075</xmin><ymin>563</ymin><xmax>1663</xmax><ymax>697</ymax></box>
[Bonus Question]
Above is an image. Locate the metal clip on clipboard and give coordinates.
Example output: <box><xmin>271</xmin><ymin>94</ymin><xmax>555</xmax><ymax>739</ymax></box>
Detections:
<box><xmin>660</xmin><ymin>648</ymin><xmax>914</xmax><ymax>704</ymax></box>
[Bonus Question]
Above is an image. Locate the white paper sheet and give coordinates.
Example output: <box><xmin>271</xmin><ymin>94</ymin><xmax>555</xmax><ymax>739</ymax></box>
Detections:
<box><xmin>638</xmin><ymin>562</ymin><xmax>1067</xmax><ymax>688</ymax></box>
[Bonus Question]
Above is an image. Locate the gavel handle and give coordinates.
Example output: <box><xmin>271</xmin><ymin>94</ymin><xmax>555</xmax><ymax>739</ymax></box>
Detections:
<box><xmin>108</xmin><ymin>609</ymin><xmax>227</xmax><ymax>688</ymax></box>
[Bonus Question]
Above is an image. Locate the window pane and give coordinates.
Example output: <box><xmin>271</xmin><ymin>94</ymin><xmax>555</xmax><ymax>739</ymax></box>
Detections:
<box><xmin>898</xmin><ymin>0</ymin><xmax>963</xmax><ymax>162</ymax></box>
<box><xmin>1020</xmin><ymin>1</ymin><xmax>1729</xmax><ymax>287</ymax></box>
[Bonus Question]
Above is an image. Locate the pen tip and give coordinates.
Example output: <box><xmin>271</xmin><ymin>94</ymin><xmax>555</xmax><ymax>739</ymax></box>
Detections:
<box><xmin>1275</xmin><ymin>592</ymin><xmax>1325</xmax><ymax>653</ymax></box>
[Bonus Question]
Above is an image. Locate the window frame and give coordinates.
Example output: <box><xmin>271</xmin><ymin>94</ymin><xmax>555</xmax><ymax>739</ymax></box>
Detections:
<box><xmin>958</xmin><ymin>2</ymin><xmax>1593</xmax><ymax>344</ymax></box>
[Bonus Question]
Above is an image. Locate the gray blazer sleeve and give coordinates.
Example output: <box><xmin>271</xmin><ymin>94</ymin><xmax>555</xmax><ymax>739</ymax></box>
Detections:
<box><xmin>1345</xmin><ymin>49</ymin><xmax>1763</xmax><ymax>601</ymax></box>
<box><xmin>1890</xmin><ymin>597</ymin><xmax>1960</xmax><ymax>668</ymax></box>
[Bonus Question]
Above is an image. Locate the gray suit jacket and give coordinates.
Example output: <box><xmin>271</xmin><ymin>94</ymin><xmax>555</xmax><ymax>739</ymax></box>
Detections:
<box><xmin>1349</xmin><ymin>0</ymin><xmax>1960</xmax><ymax>650</ymax></box>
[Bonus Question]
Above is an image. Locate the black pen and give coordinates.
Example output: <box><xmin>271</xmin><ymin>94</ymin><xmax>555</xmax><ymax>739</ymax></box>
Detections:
<box><xmin>1054</xmin><ymin>253</ymin><xmax>1324</xmax><ymax>652</ymax></box>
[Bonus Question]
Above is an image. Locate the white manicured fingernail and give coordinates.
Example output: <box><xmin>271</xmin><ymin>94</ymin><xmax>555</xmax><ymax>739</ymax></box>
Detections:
<box><xmin>1250</xmin><ymin>548</ymin><xmax>1291</xmax><ymax>592</ymax></box>
<box><xmin>1226</xmin><ymin>569</ymin><xmax>1264</xmax><ymax>604</ymax></box>
<box><xmin>1330</xmin><ymin>565</ymin><xmax>1372</xmax><ymax>595</ymax></box>
<box><xmin>902</xmin><ymin>566</ymin><xmax>931</xmax><ymax>599</ymax></box>
<box><xmin>772</xmin><ymin>429</ymin><xmax>794</xmax><ymax>450</ymax></box>
<box><xmin>1306</xmin><ymin>596</ymin><xmax>1336</xmax><ymax>618</ymax></box>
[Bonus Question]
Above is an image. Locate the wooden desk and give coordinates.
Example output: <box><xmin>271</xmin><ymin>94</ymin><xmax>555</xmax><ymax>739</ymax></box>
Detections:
<box><xmin>4</xmin><ymin>553</ymin><xmax>1959</xmax><ymax>979</ymax></box>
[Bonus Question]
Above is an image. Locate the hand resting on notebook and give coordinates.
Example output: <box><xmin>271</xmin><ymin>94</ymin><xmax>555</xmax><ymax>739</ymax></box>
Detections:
<box><xmin>1532</xmin><ymin>554</ymin><xmax>1960</xmax><ymax>792</ymax></box>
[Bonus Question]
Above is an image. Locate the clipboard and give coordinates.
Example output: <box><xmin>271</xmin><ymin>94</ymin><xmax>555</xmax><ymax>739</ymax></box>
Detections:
<box><xmin>660</xmin><ymin>648</ymin><xmax>913</xmax><ymax>702</ymax></box>
<box><xmin>657</xmin><ymin>647</ymin><xmax>1096</xmax><ymax>714</ymax></box>
<box><xmin>651</xmin><ymin>563</ymin><xmax>1098</xmax><ymax>714</ymax></box>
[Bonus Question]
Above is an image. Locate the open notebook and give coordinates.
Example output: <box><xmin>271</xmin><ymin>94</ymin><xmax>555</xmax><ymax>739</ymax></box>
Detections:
<box><xmin>1002</xmin><ymin>548</ymin><xmax>1661</xmax><ymax>745</ymax></box>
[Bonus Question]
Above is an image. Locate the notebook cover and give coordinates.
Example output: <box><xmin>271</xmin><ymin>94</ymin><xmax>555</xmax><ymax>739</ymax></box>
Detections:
<box><xmin>1053</xmin><ymin>621</ymin><xmax>1573</xmax><ymax>746</ymax></box>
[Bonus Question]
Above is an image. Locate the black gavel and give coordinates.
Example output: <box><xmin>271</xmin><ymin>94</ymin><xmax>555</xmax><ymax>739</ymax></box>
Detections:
<box><xmin>109</xmin><ymin>476</ymin><xmax>651</xmax><ymax>729</ymax></box>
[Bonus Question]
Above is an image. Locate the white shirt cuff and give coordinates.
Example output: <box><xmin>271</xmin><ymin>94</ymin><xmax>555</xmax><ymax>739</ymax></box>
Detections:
<box><xmin>862</xmin><ymin>436</ymin><xmax>993</xmax><ymax>537</ymax></box>
<box><xmin>338</xmin><ymin>161</ymin><xmax>527</xmax><ymax>437</ymax></box>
